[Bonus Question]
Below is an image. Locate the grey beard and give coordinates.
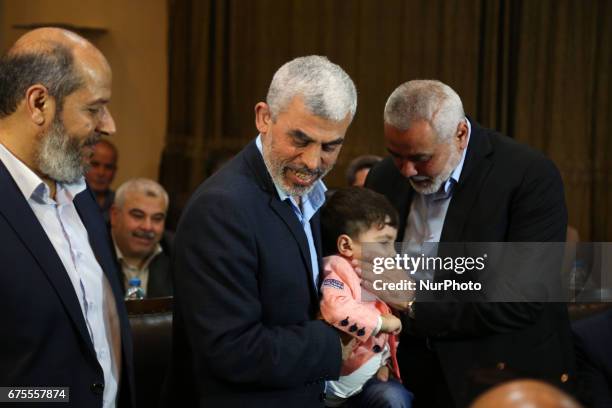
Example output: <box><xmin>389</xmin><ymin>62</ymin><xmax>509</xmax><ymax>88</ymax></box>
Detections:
<box><xmin>36</xmin><ymin>120</ymin><xmax>94</xmax><ymax>184</ymax></box>
<box><xmin>410</xmin><ymin>147</ymin><xmax>462</xmax><ymax>195</ymax></box>
<box><xmin>262</xmin><ymin>135</ymin><xmax>330</xmax><ymax>198</ymax></box>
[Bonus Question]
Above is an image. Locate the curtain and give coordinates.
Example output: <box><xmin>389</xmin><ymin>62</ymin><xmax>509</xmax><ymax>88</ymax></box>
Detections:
<box><xmin>160</xmin><ymin>0</ymin><xmax>611</xmax><ymax>240</ymax></box>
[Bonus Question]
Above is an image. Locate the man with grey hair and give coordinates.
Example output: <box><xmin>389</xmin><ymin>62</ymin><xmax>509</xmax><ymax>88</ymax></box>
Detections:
<box><xmin>0</xmin><ymin>28</ymin><xmax>134</xmax><ymax>407</ymax></box>
<box><xmin>170</xmin><ymin>56</ymin><xmax>357</xmax><ymax>406</ymax></box>
<box><xmin>366</xmin><ymin>80</ymin><xmax>573</xmax><ymax>407</ymax></box>
<box><xmin>111</xmin><ymin>178</ymin><xmax>173</xmax><ymax>298</ymax></box>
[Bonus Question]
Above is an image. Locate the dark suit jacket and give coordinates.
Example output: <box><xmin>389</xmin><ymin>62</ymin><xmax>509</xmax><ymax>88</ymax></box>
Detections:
<box><xmin>366</xmin><ymin>120</ymin><xmax>574</xmax><ymax>407</ymax></box>
<box><xmin>147</xmin><ymin>244</ymin><xmax>173</xmax><ymax>298</ymax></box>
<box><xmin>115</xmin><ymin>232</ymin><xmax>174</xmax><ymax>298</ymax></box>
<box><xmin>0</xmin><ymin>161</ymin><xmax>135</xmax><ymax>408</ymax></box>
<box><xmin>170</xmin><ymin>141</ymin><xmax>341</xmax><ymax>407</ymax></box>
<box><xmin>572</xmin><ymin>310</ymin><xmax>612</xmax><ymax>408</ymax></box>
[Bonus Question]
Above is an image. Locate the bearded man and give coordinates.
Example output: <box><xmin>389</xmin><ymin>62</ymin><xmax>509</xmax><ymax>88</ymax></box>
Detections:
<box><xmin>0</xmin><ymin>28</ymin><xmax>134</xmax><ymax>407</ymax></box>
<box><xmin>170</xmin><ymin>56</ymin><xmax>357</xmax><ymax>407</ymax></box>
<box><xmin>365</xmin><ymin>80</ymin><xmax>573</xmax><ymax>407</ymax></box>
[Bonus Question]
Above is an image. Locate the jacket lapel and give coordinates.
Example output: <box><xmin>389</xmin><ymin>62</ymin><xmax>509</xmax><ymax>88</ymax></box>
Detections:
<box><xmin>74</xmin><ymin>190</ymin><xmax>122</xmax><ymax>293</ymax></box>
<box><xmin>73</xmin><ymin>188</ymin><xmax>133</xmax><ymax>368</ymax></box>
<box><xmin>440</xmin><ymin>121</ymin><xmax>494</xmax><ymax>242</ymax></box>
<box><xmin>269</xmin><ymin>199</ymin><xmax>319</xmax><ymax>295</ymax></box>
<box><xmin>388</xmin><ymin>172</ymin><xmax>414</xmax><ymax>242</ymax></box>
<box><xmin>311</xmin><ymin>210</ymin><xmax>324</xmax><ymax>281</ymax></box>
<box><xmin>0</xmin><ymin>162</ymin><xmax>95</xmax><ymax>355</ymax></box>
<box><xmin>243</xmin><ymin>141</ymin><xmax>320</xmax><ymax>299</ymax></box>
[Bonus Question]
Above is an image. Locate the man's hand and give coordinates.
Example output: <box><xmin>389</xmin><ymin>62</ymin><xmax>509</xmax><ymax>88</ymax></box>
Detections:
<box><xmin>358</xmin><ymin>259</ymin><xmax>415</xmax><ymax>310</ymax></box>
<box><xmin>380</xmin><ymin>313</ymin><xmax>402</xmax><ymax>334</ymax></box>
<box><xmin>376</xmin><ymin>365</ymin><xmax>390</xmax><ymax>382</ymax></box>
<box><xmin>339</xmin><ymin>332</ymin><xmax>356</xmax><ymax>361</ymax></box>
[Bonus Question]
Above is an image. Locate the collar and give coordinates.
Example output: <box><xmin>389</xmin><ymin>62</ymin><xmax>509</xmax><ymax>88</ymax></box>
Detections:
<box><xmin>0</xmin><ymin>142</ymin><xmax>86</xmax><ymax>204</ymax></box>
<box><xmin>450</xmin><ymin>117</ymin><xmax>471</xmax><ymax>182</ymax></box>
<box><xmin>439</xmin><ymin>117</ymin><xmax>471</xmax><ymax>195</ymax></box>
<box><xmin>255</xmin><ymin>134</ymin><xmax>327</xmax><ymax>210</ymax></box>
<box><xmin>113</xmin><ymin>236</ymin><xmax>163</xmax><ymax>271</ymax></box>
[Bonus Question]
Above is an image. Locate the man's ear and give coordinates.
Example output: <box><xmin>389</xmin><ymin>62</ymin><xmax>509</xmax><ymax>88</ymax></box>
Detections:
<box><xmin>337</xmin><ymin>234</ymin><xmax>354</xmax><ymax>258</ymax></box>
<box><xmin>25</xmin><ymin>84</ymin><xmax>54</xmax><ymax>126</ymax></box>
<box><xmin>109</xmin><ymin>204</ymin><xmax>119</xmax><ymax>227</ymax></box>
<box><xmin>255</xmin><ymin>102</ymin><xmax>272</xmax><ymax>135</ymax></box>
<box><xmin>455</xmin><ymin>120</ymin><xmax>469</xmax><ymax>150</ymax></box>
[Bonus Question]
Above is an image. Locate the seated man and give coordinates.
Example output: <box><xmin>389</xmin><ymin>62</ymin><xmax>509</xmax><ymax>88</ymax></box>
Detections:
<box><xmin>111</xmin><ymin>178</ymin><xmax>173</xmax><ymax>297</ymax></box>
<box><xmin>86</xmin><ymin>138</ymin><xmax>118</xmax><ymax>223</ymax></box>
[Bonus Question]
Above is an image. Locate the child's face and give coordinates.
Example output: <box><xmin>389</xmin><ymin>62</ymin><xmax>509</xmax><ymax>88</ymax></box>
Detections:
<box><xmin>351</xmin><ymin>220</ymin><xmax>398</xmax><ymax>262</ymax></box>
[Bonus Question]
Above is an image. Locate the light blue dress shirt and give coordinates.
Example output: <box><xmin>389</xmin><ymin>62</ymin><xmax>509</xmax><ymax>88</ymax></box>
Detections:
<box><xmin>402</xmin><ymin>119</ymin><xmax>472</xmax><ymax>280</ymax></box>
<box><xmin>256</xmin><ymin>135</ymin><xmax>325</xmax><ymax>289</ymax></box>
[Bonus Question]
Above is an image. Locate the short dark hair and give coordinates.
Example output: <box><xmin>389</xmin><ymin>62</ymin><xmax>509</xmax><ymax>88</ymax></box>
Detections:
<box><xmin>0</xmin><ymin>43</ymin><xmax>83</xmax><ymax>117</ymax></box>
<box><xmin>321</xmin><ymin>187</ymin><xmax>399</xmax><ymax>256</ymax></box>
<box><xmin>346</xmin><ymin>155</ymin><xmax>382</xmax><ymax>185</ymax></box>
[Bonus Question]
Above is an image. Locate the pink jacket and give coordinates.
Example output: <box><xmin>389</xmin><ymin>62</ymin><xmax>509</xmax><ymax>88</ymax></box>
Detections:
<box><xmin>320</xmin><ymin>255</ymin><xmax>401</xmax><ymax>379</ymax></box>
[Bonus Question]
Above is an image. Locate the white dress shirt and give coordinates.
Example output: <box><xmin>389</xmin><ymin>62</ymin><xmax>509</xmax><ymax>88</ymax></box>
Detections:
<box><xmin>0</xmin><ymin>142</ymin><xmax>118</xmax><ymax>408</ymax></box>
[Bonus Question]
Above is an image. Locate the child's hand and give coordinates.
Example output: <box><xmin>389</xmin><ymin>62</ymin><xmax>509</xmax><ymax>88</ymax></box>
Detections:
<box><xmin>380</xmin><ymin>313</ymin><xmax>402</xmax><ymax>334</ymax></box>
<box><xmin>339</xmin><ymin>332</ymin><xmax>357</xmax><ymax>361</ymax></box>
<box><xmin>376</xmin><ymin>365</ymin><xmax>389</xmax><ymax>382</ymax></box>
<box><xmin>387</xmin><ymin>300</ymin><xmax>412</xmax><ymax>312</ymax></box>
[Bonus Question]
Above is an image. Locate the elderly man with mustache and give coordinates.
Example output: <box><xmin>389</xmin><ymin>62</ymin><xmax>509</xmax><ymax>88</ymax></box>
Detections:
<box><xmin>110</xmin><ymin>177</ymin><xmax>173</xmax><ymax>298</ymax></box>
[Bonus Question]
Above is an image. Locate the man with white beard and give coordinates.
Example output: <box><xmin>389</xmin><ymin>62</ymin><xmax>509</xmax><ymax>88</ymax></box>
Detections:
<box><xmin>0</xmin><ymin>28</ymin><xmax>134</xmax><ymax>407</ymax></box>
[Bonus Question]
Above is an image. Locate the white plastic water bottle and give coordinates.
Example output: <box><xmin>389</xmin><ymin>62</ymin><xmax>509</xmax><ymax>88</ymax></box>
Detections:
<box><xmin>125</xmin><ymin>278</ymin><xmax>145</xmax><ymax>300</ymax></box>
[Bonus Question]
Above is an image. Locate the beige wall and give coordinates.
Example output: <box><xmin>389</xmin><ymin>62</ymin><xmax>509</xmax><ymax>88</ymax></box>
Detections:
<box><xmin>0</xmin><ymin>0</ymin><xmax>168</xmax><ymax>188</ymax></box>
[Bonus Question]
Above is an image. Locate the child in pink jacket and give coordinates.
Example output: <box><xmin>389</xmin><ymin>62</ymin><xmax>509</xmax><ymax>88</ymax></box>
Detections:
<box><xmin>320</xmin><ymin>187</ymin><xmax>413</xmax><ymax>407</ymax></box>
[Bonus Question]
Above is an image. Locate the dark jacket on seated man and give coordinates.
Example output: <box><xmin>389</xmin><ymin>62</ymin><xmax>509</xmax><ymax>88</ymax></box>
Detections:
<box><xmin>115</xmin><ymin>231</ymin><xmax>174</xmax><ymax>298</ymax></box>
<box><xmin>572</xmin><ymin>309</ymin><xmax>612</xmax><ymax>408</ymax></box>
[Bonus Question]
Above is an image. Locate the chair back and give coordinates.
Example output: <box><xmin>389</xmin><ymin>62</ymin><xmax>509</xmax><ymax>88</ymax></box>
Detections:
<box><xmin>126</xmin><ymin>297</ymin><xmax>173</xmax><ymax>408</ymax></box>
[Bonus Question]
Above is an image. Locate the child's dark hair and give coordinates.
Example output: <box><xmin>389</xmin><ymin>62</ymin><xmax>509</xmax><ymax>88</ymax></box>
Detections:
<box><xmin>321</xmin><ymin>187</ymin><xmax>399</xmax><ymax>256</ymax></box>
